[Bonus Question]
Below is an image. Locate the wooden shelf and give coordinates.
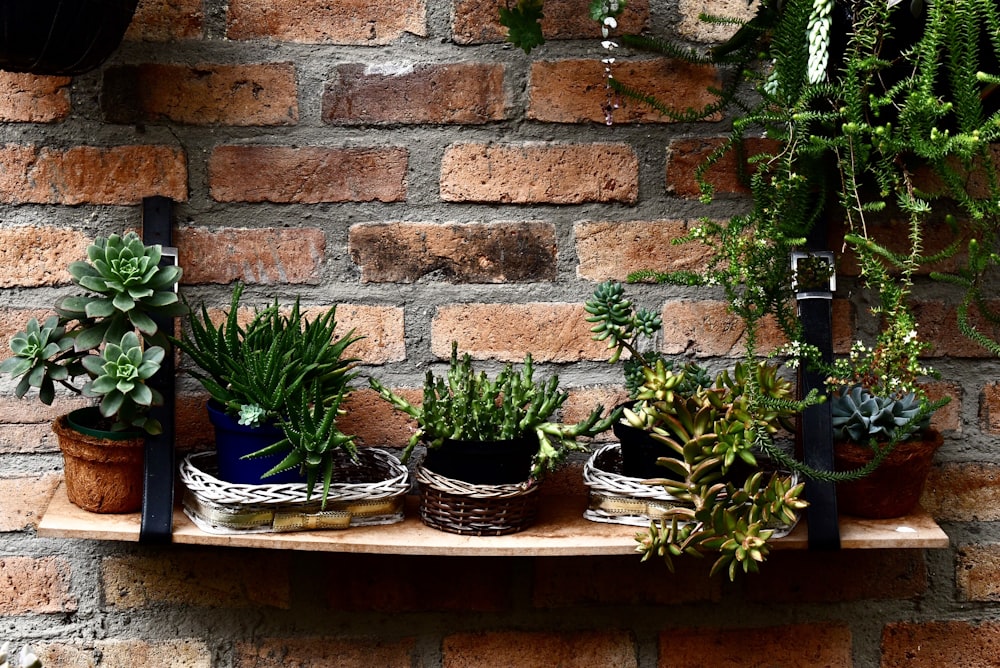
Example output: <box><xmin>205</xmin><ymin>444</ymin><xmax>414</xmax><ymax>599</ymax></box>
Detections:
<box><xmin>38</xmin><ymin>481</ymin><xmax>950</xmax><ymax>555</ymax></box>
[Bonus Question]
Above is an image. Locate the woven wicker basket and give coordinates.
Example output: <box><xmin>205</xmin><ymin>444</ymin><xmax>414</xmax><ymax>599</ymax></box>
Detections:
<box><xmin>584</xmin><ymin>443</ymin><xmax>801</xmax><ymax>536</ymax></box>
<box><xmin>180</xmin><ymin>448</ymin><xmax>409</xmax><ymax>534</ymax></box>
<box><xmin>583</xmin><ymin>443</ymin><xmax>689</xmax><ymax>526</ymax></box>
<box><xmin>416</xmin><ymin>466</ymin><xmax>540</xmax><ymax>536</ymax></box>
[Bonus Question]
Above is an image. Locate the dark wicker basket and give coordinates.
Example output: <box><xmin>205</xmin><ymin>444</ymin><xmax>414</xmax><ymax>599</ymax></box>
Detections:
<box><xmin>416</xmin><ymin>466</ymin><xmax>540</xmax><ymax>536</ymax></box>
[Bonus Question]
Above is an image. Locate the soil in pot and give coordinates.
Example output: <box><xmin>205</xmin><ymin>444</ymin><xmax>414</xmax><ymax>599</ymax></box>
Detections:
<box><xmin>834</xmin><ymin>429</ymin><xmax>943</xmax><ymax>519</ymax></box>
<box><xmin>53</xmin><ymin>407</ymin><xmax>144</xmax><ymax>513</ymax></box>
<box><xmin>206</xmin><ymin>401</ymin><xmax>305</xmax><ymax>485</ymax></box>
<box><xmin>613</xmin><ymin>416</ymin><xmax>684</xmax><ymax>481</ymax></box>
<box><xmin>422</xmin><ymin>434</ymin><xmax>537</xmax><ymax>485</ymax></box>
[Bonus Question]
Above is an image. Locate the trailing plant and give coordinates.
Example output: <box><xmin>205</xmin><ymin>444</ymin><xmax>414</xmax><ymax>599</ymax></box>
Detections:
<box><xmin>0</xmin><ymin>231</ymin><xmax>184</xmax><ymax>434</ymax></box>
<box><xmin>174</xmin><ymin>282</ymin><xmax>360</xmax><ymax>428</ymax></box>
<box><xmin>629</xmin><ymin>361</ymin><xmax>812</xmax><ymax>578</ymax></box>
<box><xmin>369</xmin><ymin>342</ymin><xmax>619</xmax><ymax>477</ymax></box>
<box><xmin>933</xmin><ymin>237</ymin><xmax>1000</xmax><ymax>357</ymax></box>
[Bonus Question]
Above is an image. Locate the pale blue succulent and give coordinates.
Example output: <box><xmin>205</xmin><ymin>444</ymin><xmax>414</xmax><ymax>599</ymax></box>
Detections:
<box><xmin>831</xmin><ymin>384</ymin><xmax>929</xmax><ymax>444</ymax></box>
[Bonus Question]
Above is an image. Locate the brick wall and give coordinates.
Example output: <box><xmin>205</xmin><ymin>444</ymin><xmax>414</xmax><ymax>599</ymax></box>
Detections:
<box><xmin>2</xmin><ymin>0</ymin><xmax>1000</xmax><ymax>666</ymax></box>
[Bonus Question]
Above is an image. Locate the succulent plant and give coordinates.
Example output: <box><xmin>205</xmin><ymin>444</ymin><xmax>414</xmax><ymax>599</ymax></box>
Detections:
<box><xmin>370</xmin><ymin>342</ymin><xmax>619</xmax><ymax>477</ymax></box>
<box><xmin>81</xmin><ymin>331</ymin><xmax>166</xmax><ymax>434</ymax></box>
<box><xmin>0</xmin><ymin>231</ymin><xmax>183</xmax><ymax>434</ymax></box>
<box><xmin>831</xmin><ymin>384</ymin><xmax>930</xmax><ymax>445</ymax></box>
<box><xmin>249</xmin><ymin>381</ymin><xmax>357</xmax><ymax>507</ymax></box>
<box><xmin>175</xmin><ymin>283</ymin><xmax>360</xmax><ymax>428</ymax></box>
<box><xmin>630</xmin><ymin>362</ymin><xmax>812</xmax><ymax>579</ymax></box>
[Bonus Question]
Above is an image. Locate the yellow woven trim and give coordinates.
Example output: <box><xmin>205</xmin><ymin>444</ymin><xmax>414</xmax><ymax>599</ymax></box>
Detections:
<box><xmin>588</xmin><ymin>493</ymin><xmax>680</xmax><ymax>520</ymax></box>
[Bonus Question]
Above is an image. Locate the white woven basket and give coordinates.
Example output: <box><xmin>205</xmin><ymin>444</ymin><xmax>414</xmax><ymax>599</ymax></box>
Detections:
<box><xmin>583</xmin><ymin>443</ymin><xmax>689</xmax><ymax>526</ymax></box>
<box><xmin>583</xmin><ymin>443</ymin><xmax>801</xmax><ymax>536</ymax></box>
<box><xmin>180</xmin><ymin>448</ymin><xmax>410</xmax><ymax>534</ymax></box>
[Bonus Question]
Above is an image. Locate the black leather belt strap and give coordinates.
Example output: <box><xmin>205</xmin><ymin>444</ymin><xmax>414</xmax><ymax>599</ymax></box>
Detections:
<box><xmin>140</xmin><ymin>196</ymin><xmax>176</xmax><ymax>543</ymax></box>
<box><xmin>798</xmin><ymin>295</ymin><xmax>840</xmax><ymax>550</ymax></box>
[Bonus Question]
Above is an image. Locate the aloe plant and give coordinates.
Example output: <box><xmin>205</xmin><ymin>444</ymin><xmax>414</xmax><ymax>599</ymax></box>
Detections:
<box><xmin>175</xmin><ymin>283</ymin><xmax>360</xmax><ymax>428</ymax></box>
<box><xmin>0</xmin><ymin>231</ymin><xmax>183</xmax><ymax>434</ymax></box>
<box><xmin>248</xmin><ymin>381</ymin><xmax>358</xmax><ymax>507</ymax></box>
<box><xmin>370</xmin><ymin>342</ymin><xmax>619</xmax><ymax>477</ymax></box>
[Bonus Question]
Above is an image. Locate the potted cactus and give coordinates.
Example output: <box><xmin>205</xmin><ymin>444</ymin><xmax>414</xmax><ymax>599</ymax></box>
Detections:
<box><xmin>370</xmin><ymin>342</ymin><xmax>618</xmax><ymax>534</ymax></box>
<box><xmin>0</xmin><ymin>231</ymin><xmax>184</xmax><ymax>513</ymax></box>
<box><xmin>174</xmin><ymin>282</ymin><xmax>361</xmax><ymax>487</ymax></box>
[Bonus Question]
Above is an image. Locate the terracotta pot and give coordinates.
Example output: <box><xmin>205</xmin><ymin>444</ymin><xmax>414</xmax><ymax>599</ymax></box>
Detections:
<box><xmin>834</xmin><ymin>429</ymin><xmax>942</xmax><ymax>519</ymax></box>
<box><xmin>52</xmin><ymin>408</ymin><xmax>144</xmax><ymax>513</ymax></box>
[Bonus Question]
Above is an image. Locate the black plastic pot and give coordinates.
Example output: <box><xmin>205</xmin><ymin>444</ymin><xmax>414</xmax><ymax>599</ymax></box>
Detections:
<box><xmin>0</xmin><ymin>0</ymin><xmax>139</xmax><ymax>76</ymax></box>
<box><xmin>422</xmin><ymin>434</ymin><xmax>537</xmax><ymax>485</ymax></box>
<box><xmin>612</xmin><ymin>417</ymin><xmax>677</xmax><ymax>480</ymax></box>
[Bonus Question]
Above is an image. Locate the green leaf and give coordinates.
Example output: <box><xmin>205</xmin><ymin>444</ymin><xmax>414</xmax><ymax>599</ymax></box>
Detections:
<box><xmin>499</xmin><ymin>0</ymin><xmax>545</xmax><ymax>54</ymax></box>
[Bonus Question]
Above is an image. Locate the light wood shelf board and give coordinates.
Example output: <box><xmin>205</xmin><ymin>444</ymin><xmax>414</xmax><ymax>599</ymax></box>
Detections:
<box><xmin>38</xmin><ymin>481</ymin><xmax>949</xmax><ymax>555</ymax></box>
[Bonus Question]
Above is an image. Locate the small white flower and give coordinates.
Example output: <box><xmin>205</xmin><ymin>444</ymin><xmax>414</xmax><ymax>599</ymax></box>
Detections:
<box><xmin>601</xmin><ymin>40</ymin><xmax>618</xmax><ymax>50</ymax></box>
<box><xmin>603</xmin><ymin>16</ymin><xmax>618</xmax><ymax>29</ymax></box>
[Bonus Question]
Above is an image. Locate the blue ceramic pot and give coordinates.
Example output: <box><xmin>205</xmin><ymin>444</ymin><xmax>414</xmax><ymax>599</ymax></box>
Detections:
<box><xmin>206</xmin><ymin>401</ymin><xmax>305</xmax><ymax>485</ymax></box>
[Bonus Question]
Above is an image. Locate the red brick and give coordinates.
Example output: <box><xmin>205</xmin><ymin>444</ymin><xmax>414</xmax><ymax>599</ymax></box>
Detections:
<box><xmin>923</xmin><ymin>381</ymin><xmax>961</xmax><ymax>433</ymax></box>
<box><xmin>324</xmin><ymin>62</ymin><xmax>506</xmax><ymax>125</ymax></box>
<box><xmin>227</xmin><ymin>0</ymin><xmax>426</xmax><ymax>44</ymax></box>
<box><xmin>175</xmin><ymin>391</ymin><xmax>214</xmax><ymax>450</ymax></box>
<box><xmin>956</xmin><ymin>544</ymin><xmax>1000</xmax><ymax>601</ymax></box>
<box><xmin>832</xmin><ymin>216</ymin><xmax>972</xmax><ymax>278</ymax></box>
<box><xmin>529</xmin><ymin>59</ymin><xmax>721</xmax><ymax>124</ymax></box>
<box><xmin>327</xmin><ymin>304</ymin><xmax>406</xmax><ymax>365</ymax></box>
<box><xmin>443</xmin><ymin>630</ymin><xmax>637</xmax><ymax>668</ymax></box>
<box><xmin>0</xmin><ymin>424</ymin><xmax>61</xmax><ymax>454</ymax></box>
<box><xmin>561</xmin><ymin>386</ymin><xmax>629</xmax><ymax>438</ymax></box>
<box><xmin>533</xmin><ymin>556</ymin><xmax>720</xmax><ymax>607</ymax></box>
<box><xmin>660</xmin><ymin>299</ymin><xmax>854</xmax><ymax>357</ymax></box>
<box><xmin>982</xmin><ymin>382</ymin><xmax>1000</xmax><ymax>434</ymax></box>
<box><xmin>453</xmin><ymin>0</ymin><xmax>648</xmax><ymax>45</ymax></box>
<box><xmin>176</xmin><ymin>226</ymin><xmax>325</xmax><ymax>285</ymax></box>
<box><xmin>660</xmin><ymin>300</ymin><xmax>786</xmax><ymax>357</ymax></box>
<box><xmin>209</xmin><ymin>146</ymin><xmax>407</xmax><ymax>203</ymax></box>
<box><xmin>745</xmin><ymin>550</ymin><xmax>927</xmax><ymax>602</ymax></box>
<box><xmin>0</xmin><ymin>557</ymin><xmax>76</xmax><ymax>614</ymax></box>
<box><xmin>0</xmin><ymin>144</ymin><xmax>187</xmax><ymax>205</ymax></box>
<box><xmin>324</xmin><ymin>554</ymin><xmax>513</xmax><ymax>612</ymax></box>
<box><xmin>98</xmin><ymin>639</ymin><xmax>212</xmax><ymax>668</ymax></box>
<box><xmin>914</xmin><ymin>300</ymin><xmax>1000</xmax><ymax>358</ymax></box>
<box><xmin>0</xmin><ymin>395</ymin><xmax>89</xmax><ymax>424</ymax></box>
<box><xmin>126</xmin><ymin>0</ymin><xmax>204</xmax><ymax>41</ymax></box>
<box><xmin>0</xmin><ymin>475</ymin><xmax>59</xmax><ymax>531</ymax></box>
<box><xmin>102</xmin><ymin>551</ymin><xmax>291</xmax><ymax>609</ymax></box>
<box><xmin>441</xmin><ymin>142</ymin><xmax>638</xmax><ymax>204</ymax></box>
<box><xmin>575</xmin><ymin>220</ymin><xmax>711</xmax><ymax>280</ymax></box>
<box><xmin>432</xmin><ymin>303</ymin><xmax>610</xmax><ymax>362</ymax></box>
<box><xmin>882</xmin><ymin>621</ymin><xmax>1000</xmax><ymax>667</ymax></box>
<box><xmin>349</xmin><ymin>221</ymin><xmax>556</xmax><ymax>283</ymax></box>
<box><xmin>667</xmin><ymin>137</ymin><xmax>777</xmax><ymax>199</ymax></box>
<box><xmin>923</xmin><ymin>462</ymin><xmax>1000</xmax><ymax>521</ymax></box>
<box><xmin>338</xmin><ymin>388</ymin><xmax>422</xmax><ymax>448</ymax></box>
<box><xmin>0</xmin><ymin>73</ymin><xmax>70</xmax><ymax>122</ymax></box>
<box><xmin>235</xmin><ymin>637</ymin><xmax>416</xmax><ymax>668</ymax></box>
<box><xmin>0</xmin><ymin>228</ymin><xmax>88</xmax><ymax>288</ymax></box>
<box><xmin>659</xmin><ymin>624</ymin><xmax>852</xmax><ymax>667</ymax></box>
<box><xmin>102</xmin><ymin>63</ymin><xmax>298</xmax><ymax>126</ymax></box>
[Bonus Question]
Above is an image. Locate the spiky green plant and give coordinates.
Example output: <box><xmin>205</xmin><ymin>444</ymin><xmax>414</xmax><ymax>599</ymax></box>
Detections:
<box><xmin>0</xmin><ymin>231</ymin><xmax>183</xmax><ymax>434</ymax></box>
<box><xmin>369</xmin><ymin>342</ymin><xmax>619</xmax><ymax>477</ymax></box>
<box><xmin>174</xmin><ymin>283</ymin><xmax>361</xmax><ymax>428</ymax></box>
<box><xmin>248</xmin><ymin>381</ymin><xmax>357</xmax><ymax>507</ymax></box>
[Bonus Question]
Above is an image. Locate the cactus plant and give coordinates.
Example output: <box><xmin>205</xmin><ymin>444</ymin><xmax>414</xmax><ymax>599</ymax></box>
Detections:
<box><xmin>370</xmin><ymin>342</ymin><xmax>619</xmax><ymax>477</ymax></box>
